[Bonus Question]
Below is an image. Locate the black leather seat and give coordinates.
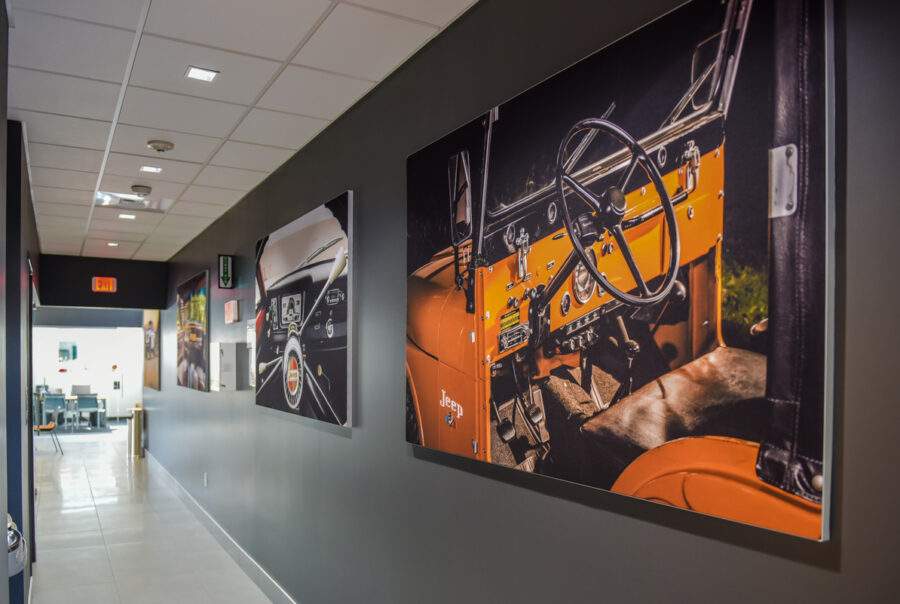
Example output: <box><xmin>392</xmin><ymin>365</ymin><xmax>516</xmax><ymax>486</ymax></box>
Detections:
<box><xmin>541</xmin><ymin>346</ymin><xmax>769</xmax><ymax>489</ymax></box>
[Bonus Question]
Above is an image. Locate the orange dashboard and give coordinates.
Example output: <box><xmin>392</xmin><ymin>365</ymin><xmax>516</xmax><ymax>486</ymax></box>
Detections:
<box><xmin>477</xmin><ymin>145</ymin><xmax>725</xmax><ymax>365</ymax></box>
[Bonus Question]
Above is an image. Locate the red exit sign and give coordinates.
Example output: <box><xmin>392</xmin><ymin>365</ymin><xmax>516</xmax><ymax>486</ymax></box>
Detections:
<box><xmin>91</xmin><ymin>276</ymin><xmax>117</xmax><ymax>293</ymax></box>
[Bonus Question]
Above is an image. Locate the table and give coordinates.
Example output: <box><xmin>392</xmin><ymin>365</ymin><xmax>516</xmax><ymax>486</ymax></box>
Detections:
<box><xmin>62</xmin><ymin>396</ymin><xmax>108</xmax><ymax>430</ymax></box>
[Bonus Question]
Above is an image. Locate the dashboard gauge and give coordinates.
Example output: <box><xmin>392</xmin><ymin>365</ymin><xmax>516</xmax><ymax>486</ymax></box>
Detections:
<box><xmin>281</xmin><ymin>294</ymin><xmax>303</xmax><ymax>326</ymax></box>
<box><xmin>560</xmin><ymin>291</ymin><xmax>572</xmax><ymax>316</ymax></box>
<box><xmin>573</xmin><ymin>248</ymin><xmax>598</xmax><ymax>304</ymax></box>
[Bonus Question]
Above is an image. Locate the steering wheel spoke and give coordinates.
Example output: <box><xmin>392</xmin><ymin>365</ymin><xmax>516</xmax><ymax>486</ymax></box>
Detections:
<box><xmin>617</xmin><ymin>154</ymin><xmax>640</xmax><ymax>192</ymax></box>
<box><xmin>561</xmin><ymin>173</ymin><xmax>603</xmax><ymax>213</ymax></box>
<box><xmin>611</xmin><ymin>225</ymin><xmax>651</xmax><ymax>297</ymax></box>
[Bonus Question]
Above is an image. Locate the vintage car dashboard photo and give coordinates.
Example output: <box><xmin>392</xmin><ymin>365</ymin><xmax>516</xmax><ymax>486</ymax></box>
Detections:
<box><xmin>255</xmin><ymin>193</ymin><xmax>352</xmax><ymax>426</ymax></box>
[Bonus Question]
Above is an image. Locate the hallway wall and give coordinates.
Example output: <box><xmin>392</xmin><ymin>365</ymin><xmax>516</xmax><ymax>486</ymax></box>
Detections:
<box><xmin>0</xmin><ymin>5</ymin><xmax>9</xmax><ymax>601</ymax></box>
<box><xmin>145</xmin><ymin>1</ymin><xmax>900</xmax><ymax>602</ymax></box>
<box><xmin>5</xmin><ymin>120</ymin><xmax>40</xmax><ymax>602</ymax></box>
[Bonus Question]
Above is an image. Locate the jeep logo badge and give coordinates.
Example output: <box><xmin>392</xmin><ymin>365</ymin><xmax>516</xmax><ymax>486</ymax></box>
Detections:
<box><xmin>439</xmin><ymin>389</ymin><xmax>464</xmax><ymax>420</ymax></box>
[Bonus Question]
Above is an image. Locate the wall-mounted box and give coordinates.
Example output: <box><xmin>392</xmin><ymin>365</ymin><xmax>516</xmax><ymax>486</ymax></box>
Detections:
<box><xmin>210</xmin><ymin>342</ymin><xmax>249</xmax><ymax>392</ymax></box>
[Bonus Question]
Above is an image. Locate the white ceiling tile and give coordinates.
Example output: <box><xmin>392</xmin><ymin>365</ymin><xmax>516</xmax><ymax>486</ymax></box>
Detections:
<box><xmin>194</xmin><ymin>165</ymin><xmax>266</xmax><ymax>191</ymax></box>
<box><xmin>145</xmin><ymin>0</ymin><xmax>331</xmax><ymax>60</ymax></box>
<box><xmin>32</xmin><ymin>187</ymin><xmax>95</xmax><ymax>205</ymax></box>
<box><xmin>41</xmin><ymin>245</ymin><xmax>83</xmax><ymax>256</ymax></box>
<box><xmin>133</xmin><ymin>247</ymin><xmax>175</xmax><ymax>261</ymax></box>
<box><xmin>143</xmin><ymin>232</ymin><xmax>192</xmax><ymax>247</ymax></box>
<box><xmin>231</xmin><ymin>108</ymin><xmax>327</xmax><ymax>149</ymax></box>
<box><xmin>37</xmin><ymin>228</ymin><xmax>85</xmax><ymax>244</ymax></box>
<box><xmin>36</xmin><ymin>214</ymin><xmax>88</xmax><ymax>230</ymax></box>
<box><xmin>99</xmin><ymin>174</ymin><xmax>186</xmax><ymax>207</ymax></box>
<box><xmin>104</xmin><ymin>153</ymin><xmax>202</xmax><ymax>184</ymax></box>
<box><xmin>133</xmin><ymin>242</ymin><xmax>176</xmax><ymax>252</ymax></box>
<box><xmin>86</xmin><ymin>228</ymin><xmax>147</xmax><ymax>243</ymax></box>
<box><xmin>157</xmin><ymin>213</ymin><xmax>213</xmax><ymax>232</ymax></box>
<box><xmin>12</xmin><ymin>0</ymin><xmax>145</xmax><ymax>30</ymax></box>
<box><xmin>168</xmin><ymin>200</ymin><xmax>227</xmax><ymax>219</ymax></box>
<box><xmin>131</xmin><ymin>35</ymin><xmax>280</xmax><ymax>105</ymax></box>
<box><xmin>348</xmin><ymin>0</ymin><xmax>476</xmax><ymax>27</ymax></box>
<box><xmin>31</xmin><ymin>167</ymin><xmax>97</xmax><ymax>191</ymax></box>
<box><xmin>83</xmin><ymin>238</ymin><xmax>141</xmax><ymax>258</ymax></box>
<box><xmin>92</xmin><ymin>206</ymin><xmax>166</xmax><ymax>226</ymax></box>
<box><xmin>178</xmin><ymin>184</ymin><xmax>244</xmax><ymax>206</ymax></box>
<box><xmin>34</xmin><ymin>202</ymin><xmax>92</xmax><ymax>219</ymax></box>
<box><xmin>258</xmin><ymin>65</ymin><xmax>373</xmax><ymax>120</ymax></box>
<box><xmin>119</xmin><ymin>87</ymin><xmax>245</xmax><ymax>138</ymax></box>
<box><xmin>210</xmin><ymin>141</ymin><xmax>293</xmax><ymax>172</ymax></box>
<box><xmin>90</xmin><ymin>218</ymin><xmax>158</xmax><ymax>234</ymax></box>
<box><xmin>294</xmin><ymin>4</ymin><xmax>435</xmax><ymax>81</ymax></box>
<box><xmin>11</xmin><ymin>110</ymin><xmax>110</xmax><ymax>150</ymax></box>
<box><xmin>110</xmin><ymin>124</ymin><xmax>220</xmax><ymax>163</ymax></box>
<box><xmin>29</xmin><ymin>143</ymin><xmax>104</xmax><ymax>173</ymax></box>
<box><xmin>10</xmin><ymin>10</ymin><xmax>134</xmax><ymax>82</ymax></box>
<box><xmin>9</xmin><ymin>67</ymin><xmax>120</xmax><ymax>121</ymax></box>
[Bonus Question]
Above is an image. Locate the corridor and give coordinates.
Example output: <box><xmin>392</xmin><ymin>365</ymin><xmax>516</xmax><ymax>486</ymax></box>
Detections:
<box><xmin>30</xmin><ymin>426</ymin><xmax>270</xmax><ymax>604</ymax></box>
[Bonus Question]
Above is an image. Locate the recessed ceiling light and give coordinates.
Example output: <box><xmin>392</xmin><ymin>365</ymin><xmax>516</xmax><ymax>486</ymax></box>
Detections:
<box><xmin>147</xmin><ymin>139</ymin><xmax>174</xmax><ymax>153</ymax></box>
<box><xmin>118</xmin><ymin>213</ymin><xmax>136</xmax><ymax>220</ymax></box>
<box><xmin>107</xmin><ymin>241</ymin><xmax>119</xmax><ymax>247</ymax></box>
<box><xmin>185</xmin><ymin>65</ymin><xmax>219</xmax><ymax>82</ymax></box>
<box><xmin>140</xmin><ymin>165</ymin><xmax>162</xmax><ymax>174</ymax></box>
<box><xmin>131</xmin><ymin>184</ymin><xmax>152</xmax><ymax>197</ymax></box>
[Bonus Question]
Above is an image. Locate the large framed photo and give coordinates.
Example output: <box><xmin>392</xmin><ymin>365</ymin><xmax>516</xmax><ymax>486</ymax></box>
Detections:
<box><xmin>176</xmin><ymin>271</ymin><xmax>210</xmax><ymax>392</ymax></box>
<box><xmin>254</xmin><ymin>192</ymin><xmax>352</xmax><ymax>427</ymax></box>
<box><xmin>143</xmin><ymin>309</ymin><xmax>160</xmax><ymax>390</ymax></box>
<box><xmin>405</xmin><ymin>0</ymin><xmax>834</xmax><ymax>540</ymax></box>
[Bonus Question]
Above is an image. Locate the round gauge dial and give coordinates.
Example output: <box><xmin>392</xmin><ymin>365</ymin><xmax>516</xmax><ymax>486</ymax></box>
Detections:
<box><xmin>560</xmin><ymin>292</ymin><xmax>572</xmax><ymax>316</ymax></box>
<box><xmin>572</xmin><ymin>248</ymin><xmax>598</xmax><ymax>304</ymax></box>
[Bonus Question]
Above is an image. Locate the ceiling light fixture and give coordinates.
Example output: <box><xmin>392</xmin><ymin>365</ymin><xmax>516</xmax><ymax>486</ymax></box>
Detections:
<box><xmin>147</xmin><ymin>140</ymin><xmax>174</xmax><ymax>153</ymax></box>
<box><xmin>107</xmin><ymin>241</ymin><xmax>119</xmax><ymax>247</ymax></box>
<box><xmin>118</xmin><ymin>213</ymin><xmax>136</xmax><ymax>220</ymax></box>
<box><xmin>131</xmin><ymin>184</ymin><xmax>152</xmax><ymax>197</ymax></box>
<box><xmin>140</xmin><ymin>165</ymin><xmax>162</xmax><ymax>174</ymax></box>
<box><xmin>185</xmin><ymin>65</ymin><xmax>219</xmax><ymax>82</ymax></box>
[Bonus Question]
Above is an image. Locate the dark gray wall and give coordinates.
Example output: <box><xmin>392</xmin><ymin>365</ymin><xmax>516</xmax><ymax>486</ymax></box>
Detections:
<box><xmin>39</xmin><ymin>254</ymin><xmax>167</xmax><ymax>309</ymax></box>
<box><xmin>5</xmin><ymin>121</ymin><xmax>39</xmax><ymax>604</ymax></box>
<box><xmin>33</xmin><ymin>307</ymin><xmax>143</xmax><ymax>329</ymax></box>
<box><xmin>145</xmin><ymin>1</ymin><xmax>900</xmax><ymax>602</ymax></box>
<box><xmin>0</xmin><ymin>5</ymin><xmax>9</xmax><ymax>600</ymax></box>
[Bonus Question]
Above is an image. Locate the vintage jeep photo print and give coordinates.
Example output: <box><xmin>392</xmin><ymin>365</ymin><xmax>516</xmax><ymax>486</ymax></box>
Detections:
<box><xmin>405</xmin><ymin>0</ymin><xmax>833</xmax><ymax>539</ymax></box>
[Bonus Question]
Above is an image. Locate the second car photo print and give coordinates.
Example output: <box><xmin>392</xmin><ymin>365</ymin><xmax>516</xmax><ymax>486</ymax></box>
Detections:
<box><xmin>254</xmin><ymin>192</ymin><xmax>353</xmax><ymax>427</ymax></box>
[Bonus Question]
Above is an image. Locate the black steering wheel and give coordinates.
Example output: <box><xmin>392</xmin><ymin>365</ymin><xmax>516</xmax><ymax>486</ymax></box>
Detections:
<box><xmin>555</xmin><ymin>118</ymin><xmax>681</xmax><ymax>307</ymax></box>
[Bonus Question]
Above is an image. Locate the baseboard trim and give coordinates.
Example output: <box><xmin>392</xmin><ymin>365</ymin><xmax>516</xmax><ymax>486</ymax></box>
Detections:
<box><xmin>147</xmin><ymin>451</ymin><xmax>298</xmax><ymax>604</ymax></box>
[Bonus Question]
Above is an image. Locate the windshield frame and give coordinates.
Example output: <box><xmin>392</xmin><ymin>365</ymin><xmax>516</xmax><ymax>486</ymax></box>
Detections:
<box><xmin>483</xmin><ymin>0</ymin><xmax>750</xmax><ymax>222</ymax></box>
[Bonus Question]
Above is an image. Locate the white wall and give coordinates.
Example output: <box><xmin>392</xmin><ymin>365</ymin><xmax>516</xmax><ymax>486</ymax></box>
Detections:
<box><xmin>33</xmin><ymin>326</ymin><xmax>143</xmax><ymax>418</ymax></box>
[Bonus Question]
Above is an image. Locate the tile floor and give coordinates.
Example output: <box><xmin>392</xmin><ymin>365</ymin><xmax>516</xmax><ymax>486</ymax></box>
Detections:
<box><xmin>30</xmin><ymin>424</ymin><xmax>271</xmax><ymax>604</ymax></box>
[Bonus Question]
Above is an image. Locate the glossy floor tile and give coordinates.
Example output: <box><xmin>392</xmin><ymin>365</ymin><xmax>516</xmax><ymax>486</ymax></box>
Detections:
<box><xmin>31</xmin><ymin>425</ymin><xmax>270</xmax><ymax>604</ymax></box>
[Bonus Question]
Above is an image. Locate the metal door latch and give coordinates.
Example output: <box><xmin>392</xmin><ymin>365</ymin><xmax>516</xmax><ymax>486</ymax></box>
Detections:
<box><xmin>769</xmin><ymin>143</ymin><xmax>798</xmax><ymax>218</ymax></box>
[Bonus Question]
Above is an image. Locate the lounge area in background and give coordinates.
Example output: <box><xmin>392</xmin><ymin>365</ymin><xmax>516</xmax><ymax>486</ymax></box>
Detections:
<box><xmin>31</xmin><ymin>311</ymin><xmax>145</xmax><ymax>455</ymax></box>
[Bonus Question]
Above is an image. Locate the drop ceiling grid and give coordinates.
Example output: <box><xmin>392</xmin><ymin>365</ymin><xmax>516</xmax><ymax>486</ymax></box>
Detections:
<box><xmin>8</xmin><ymin>0</ymin><xmax>477</xmax><ymax>260</ymax></box>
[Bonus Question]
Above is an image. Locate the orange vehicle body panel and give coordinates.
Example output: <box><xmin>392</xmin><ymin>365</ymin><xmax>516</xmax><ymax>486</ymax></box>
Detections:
<box><xmin>612</xmin><ymin>436</ymin><xmax>822</xmax><ymax>540</ymax></box>
<box><xmin>407</xmin><ymin>145</ymin><xmax>724</xmax><ymax>464</ymax></box>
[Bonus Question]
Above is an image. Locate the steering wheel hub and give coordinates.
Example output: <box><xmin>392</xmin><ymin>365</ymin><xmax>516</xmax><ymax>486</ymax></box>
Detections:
<box><xmin>555</xmin><ymin>118</ymin><xmax>681</xmax><ymax>307</ymax></box>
